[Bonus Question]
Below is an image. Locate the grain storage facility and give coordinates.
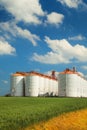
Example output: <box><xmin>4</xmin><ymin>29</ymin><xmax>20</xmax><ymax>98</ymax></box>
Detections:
<box><xmin>10</xmin><ymin>72</ymin><xmax>26</xmax><ymax>96</ymax></box>
<box><xmin>58</xmin><ymin>68</ymin><xmax>87</xmax><ymax>97</ymax></box>
<box><xmin>25</xmin><ymin>71</ymin><xmax>58</xmax><ymax>97</ymax></box>
<box><xmin>25</xmin><ymin>72</ymin><xmax>39</xmax><ymax>97</ymax></box>
<box><xmin>10</xmin><ymin>68</ymin><xmax>87</xmax><ymax>97</ymax></box>
<box><xmin>10</xmin><ymin>71</ymin><xmax>58</xmax><ymax>97</ymax></box>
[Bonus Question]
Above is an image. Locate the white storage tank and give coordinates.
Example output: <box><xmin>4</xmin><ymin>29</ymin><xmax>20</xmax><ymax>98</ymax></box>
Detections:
<box><xmin>51</xmin><ymin>79</ymin><xmax>54</xmax><ymax>96</ymax></box>
<box><xmin>49</xmin><ymin>78</ymin><xmax>52</xmax><ymax>96</ymax></box>
<box><xmin>55</xmin><ymin>80</ymin><xmax>58</xmax><ymax>96</ymax></box>
<box><xmin>58</xmin><ymin>68</ymin><xmax>87</xmax><ymax>97</ymax></box>
<box><xmin>25</xmin><ymin>74</ymin><xmax>39</xmax><ymax>97</ymax></box>
<box><xmin>84</xmin><ymin>80</ymin><xmax>87</xmax><ymax>97</ymax></box>
<box><xmin>53</xmin><ymin>79</ymin><xmax>58</xmax><ymax>96</ymax></box>
<box><xmin>10</xmin><ymin>73</ymin><xmax>24</xmax><ymax>96</ymax></box>
<box><xmin>38</xmin><ymin>76</ymin><xmax>45</xmax><ymax>96</ymax></box>
<box><xmin>66</xmin><ymin>74</ymin><xmax>80</xmax><ymax>97</ymax></box>
<box><xmin>81</xmin><ymin>77</ymin><xmax>87</xmax><ymax>97</ymax></box>
<box><xmin>58</xmin><ymin>74</ymin><xmax>66</xmax><ymax>96</ymax></box>
<box><xmin>48</xmin><ymin>78</ymin><xmax>58</xmax><ymax>96</ymax></box>
<box><xmin>51</xmin><ymin>79</ymin><xmax>55</xmax><ymax>96</ymax></box>
<box><xmin>44</xmin><ymin>77</ymin><xmax>49</xmax><ymax>96</ymax></box>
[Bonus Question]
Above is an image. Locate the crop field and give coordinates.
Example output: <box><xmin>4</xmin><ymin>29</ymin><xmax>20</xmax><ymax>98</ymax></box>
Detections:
<box><xmin>0</xmin><ymin>97</ymin><xmax>87</xmax><ymax>130</ymax></box>
<box><xmin>28</xmin><ymin>109</ymin><xmax>87</xmax><ymax>130</ymax></box>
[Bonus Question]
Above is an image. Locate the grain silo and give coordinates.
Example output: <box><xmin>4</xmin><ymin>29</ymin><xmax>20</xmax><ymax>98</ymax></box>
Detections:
<box><xmin>52</xmin><ymin>71</ymin><xmax>58</xmax><ymax>96</ymax></box>
<box><xmin>49</xmin><ymin>78</ymin><xmax>53</xmax><ymax>96</ymax></box>
<box><xmin>58</xmin><ymin>74</ymin><xmax>66</xmax><ymax>96</ymax></box>
<box><xmin>10</xmin><ymin>70</ymin><xmax>58</xmax><ymax>97</ymax></box>
<box><xmin>51</xmin><ymin>78</ymin><xmax>54</xmax><ymax>96</ymax></box>
<box><xmin>43</xmin><ymin>76</ymin><xmax>49</xmax><ymax>96</ymax></box>
<box><xmin>65</xmin><ymin>74</ymin><xmax>80</xmax><ymax>97</ymax></box>
<box><xmin>58</xmin><ymin>68</ymin><xmax>87</xmax><ymax>97</ymax></box>
<box><xmin>25</xmin><ymin>72</ymin><xmax>39</xmax><ymax>97</ymax></box>
<box><xmin>81</xmin><ymin>77</ymin><xmax>87</xmax><ymax>97</ymax></box>
<box><xmin>46</xmin><ymin>71</ymin><xmax>58</xmax><ymax>96</ymax></box>
<box><xmin>25</xmin><ymin>71</ymin><xmax>58</xmax><ymax>97</ymax></box>
<box><xmin>52</xmin><ymin>79</ymin><xmax>58</xmax><ymax>96</ymax></box>
<box><xmin>55</xmin><ymin>80</ymin><xmax>58</xmax><ymax>96</ymax></box>
<box><xmin>38</xmin><ymin>75</ymin><xmax>45</xmax><ymax>96</ymax></box>
<box><xmin>10</xmin><ymin>72</ymin><xmax>25</xmax><ymax>96</ymax></box>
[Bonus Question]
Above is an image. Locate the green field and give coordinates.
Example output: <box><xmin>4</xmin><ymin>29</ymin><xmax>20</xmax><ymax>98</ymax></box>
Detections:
<box><xmin>0</xmin><ymin>97</ymin><xmax>87</xmax><ymax>130</ymax></box>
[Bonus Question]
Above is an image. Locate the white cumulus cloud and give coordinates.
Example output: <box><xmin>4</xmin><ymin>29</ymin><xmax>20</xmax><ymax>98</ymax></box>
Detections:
<box><xmin>0</xmin><ymin>22</ymin><xmax>40</xmax><ymax>46</ymax></box>
<box><xmin>0</xmin><ymin>0</ymin><xmax>44</xmax><ymax>24</ymax></box>
<box><xmin>81</xmin><ymin>66</ymin><xmax>87</xmax><ymax>70</ymax></box>
<box><xmin>46</xmin><ymin>12</ymin><xmax>64</xmax><ymax>26</ymax></box>
<box><xmin>2</xmin><ymin>80</ymin><xmax>8</xmax><ymax>84</ymax></box>
<box><xmin>68</xmin><ymin>35</ymin><xmax>86</xmax><ymax>41</ymax></box>
<box><xmin>32</xmin><ymin>36</ymin><xmax>87</xmax><ymax>64</ymax></box>
<box><xmin>0</xmin><ymin>38</ymin><xmax>16</xmax><ymax>55</ymax></box>
<box><xmin>57</xmin><ymin>0</ymin><xmax>86</xmax><ymax>8</ymax></box>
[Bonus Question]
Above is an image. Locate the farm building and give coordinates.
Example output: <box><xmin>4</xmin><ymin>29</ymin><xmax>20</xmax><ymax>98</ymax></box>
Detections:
<box><xmin>10</xmin><ymin>68</ymin><xmax>87</xmax><ymax>97</ymax></box>
<box><xmin>10</xmin><ymin>72</ymin><xmax>26</xmax><ymax>96</ymax></box>
<box><xmin>10</xmin><ymin>71</ymin><xmax>58</xmax><ymax>97</ymax></box>
<box><xmin>58</xmin><ymin>68</ymin><xmax>87</xmax><ymax>97</ymax></box>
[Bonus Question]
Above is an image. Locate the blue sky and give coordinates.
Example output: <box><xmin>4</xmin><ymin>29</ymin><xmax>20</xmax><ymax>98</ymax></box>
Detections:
<box><xmin>0</xmin><ymin>0</ymin><xmax>87</xmax><ymax>95</ymax></box>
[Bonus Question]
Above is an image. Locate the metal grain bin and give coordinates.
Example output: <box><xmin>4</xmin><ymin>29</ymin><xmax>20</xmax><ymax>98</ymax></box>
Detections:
<box><xmin>10</xmin><ymin>73</ymin><xmax>24</xmax><ymax>96</ymax></box>
<box><xmin>58</xmin><ymin>68</ymin><xmax>87</xmax><ymax>97</ymax></box>
<box><xmin>25</xmin><ymin>74</ymin><xmax>39</xmax><ymax>97</ymax></box>
<box><xmin>44</xmin><ymin>77</ymin><xmax>49</xmax><ymax>96</ymax></box>
<box><xmin>38</xmin><ymin>76</ymin><xmax>45</xmax><ymax>96</ymax></box>
<box><xmin>58</xmin><ymin>74</ymin><xmax>66</xmax><ymax>96</ymax></box>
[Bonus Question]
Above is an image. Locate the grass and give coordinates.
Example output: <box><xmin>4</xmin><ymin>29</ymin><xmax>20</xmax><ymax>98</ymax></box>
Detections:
<box><xmin>0</xmin><ymin>97</ymin><xmax>87</xmax><ymax>130</ymax></box>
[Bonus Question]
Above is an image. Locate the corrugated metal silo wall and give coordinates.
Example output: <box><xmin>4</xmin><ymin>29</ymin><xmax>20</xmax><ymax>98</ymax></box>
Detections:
<box><xmin>10</xmin><ymin>75</ymin><xmax>24</xmax><ymax>96</ymax></box>
<box><xmin>66</xmin><ymin>74</ymin><xmax>80</xmax><ymax>97</ymax></box>
<box><xmin>49</xmin><ymin>78</ymin><xmax>52</xmax><ymax>96</ymax></box>
<box><xmin>38</xmin><ymin>76</ymin><xmax>45</xmax><ymax>96</ymax></box>
<box><xmin>58</xmin><ymin>73</ymin><xmax>87</xmax><ymax>97</ymax></box>
<box><xmin>25</xmin><ymin>75</ymin><xmax>39</xmax><ymax>97</ymax></box>
<box><xmin>58</xmin><ymin>74</ymin><xmax>66</xmax><ymax>96</ymax></box>
<box><xmin>54</xmin><ymin>80</ymin><xmax>58</xmax><ymax>96</ymax></box>
<box><xmin>44</xmin><ymin>78</ymin><xmax>49</xmax><ymax>96</ymax></box>
<box><xmin>66</xmin><ymin>74</ymin><xmax>87</xmax><ymax>97</ymax></box>
<box><xmin>81</xmin><ymin>78</ymin><xmax>87</xmax><ymax>97</ymax></box>
<box><xmin>51</xmin><ymin>80</ymin><xmax>56</xmax><ymax>96</ymax></box>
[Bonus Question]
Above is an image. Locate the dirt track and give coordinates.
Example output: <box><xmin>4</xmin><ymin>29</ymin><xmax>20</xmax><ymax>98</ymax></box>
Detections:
<box><xmin>25</xmin><ymin>109</ymin><xmax>87</xmax><ymax>130</ymax></box>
